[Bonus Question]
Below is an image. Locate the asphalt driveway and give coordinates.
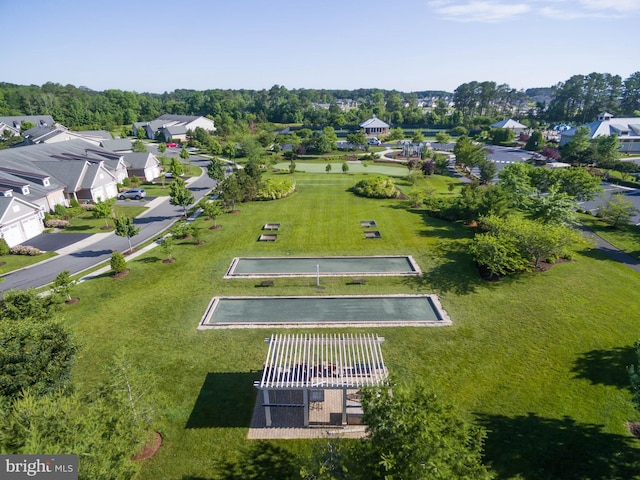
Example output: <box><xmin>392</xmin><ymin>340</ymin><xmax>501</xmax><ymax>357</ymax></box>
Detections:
<box><xmin>25</xmin><ymin>232</ymin><xmax>94</xmax><ymax>253</ymax></box>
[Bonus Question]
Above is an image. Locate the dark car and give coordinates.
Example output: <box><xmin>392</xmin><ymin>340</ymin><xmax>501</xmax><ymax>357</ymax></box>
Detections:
<box><xmin>118</xmin><ymin>188</ymin><xmax>146</xmax><ymax>200</ymax></box>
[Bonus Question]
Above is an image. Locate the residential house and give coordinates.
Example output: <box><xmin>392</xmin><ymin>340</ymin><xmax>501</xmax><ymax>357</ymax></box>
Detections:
<box><xmin>0</xmin><ymin>195</ymin><xmax>45</xmax><ymax>247</ymax></box>
<box><xmin>560</xmin><ymin>112</ymin><xmax>640</xmax><ymax>153</ymax></box>
<box><xmin>158</xmin><ymin>124</ymin><xmax>188</xmax><ymax>143</ymax></box>
<box><xmin>0</xmin><ymin>140</ymin><xmax>120</xmax><ymax>203</ymax></box>
<box><xmin>132</xmin><ymin>114</ymin><xmax>216</xmax><ymax>140</ymax></box>
<box><xmin>0</xmin><ymin>115</ymin><xmax>56</xmax><ymax>138</ymax></box>
<box><xmin>122</xmin><ymin>152</ymin><xmax>162</xmax><ymax>181</ymax></box>
<box><xmin>21</xmin><ymin>125</ymin><xmax>112</xmax><ymax>146</ymax></box>
<box><xmin>100</xmin><ymin>138</ymin><xmax>133</xmax><ymax>153</ymax></box>
<box><xmin>359</xmin><ymin>115</ymin><xmax>390</xmax><ymax>136</ymax></box>
<box><xmin>0</xmin><ymin>166</ymin><xmax>66</xmax><ymax>213</ymax></box>
<box><xmin>490</xmin><ymin>118</ymin><xmax>528</xmax><ymax>136</ymax></box>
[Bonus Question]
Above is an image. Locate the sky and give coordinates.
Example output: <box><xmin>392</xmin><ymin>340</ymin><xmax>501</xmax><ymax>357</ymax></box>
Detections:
<box><xmin>2</xmin><ymin>0</ymin><xmax>639</xmax><ymax>94</ymax></box>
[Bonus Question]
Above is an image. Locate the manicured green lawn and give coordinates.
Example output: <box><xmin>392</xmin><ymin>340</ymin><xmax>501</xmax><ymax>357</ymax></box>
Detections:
<box><xmin>60</xmin><ymin>173</ymin><xmax>640</xmax><ymax>479</ymax></box>
<box><xmin>579</xmin><ymin>213</ymin><xmax>640</xmax><ymax>259</ymax></box>
<box><xmin>275</xmin><ymin>161</ymin><xmax>408</xmax><ymax>177</ymax></box>
<box><xmin>63</xmin><ymin>206</ymin><xmax>148</xmax><ymax>233</ymax></box>
<box><xmin>0</xmin><ymin>251</ymin><xmax>57</xmax><ymax>275</ymax></box>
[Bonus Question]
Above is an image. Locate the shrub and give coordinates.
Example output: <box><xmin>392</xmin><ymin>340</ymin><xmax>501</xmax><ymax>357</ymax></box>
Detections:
<box><xmin>10</xmin><ymin>245</ymin><xmax>42</xmax><ymax>256</ymax></box>
<box><xmin>131</xmin><ymin>175</ymin><xmax>140</xmax><ymax>185</ymax></box>
<box><xmin>44</xmin><ymin>219</ymin><xmax>69</xmax><ymax>229</ymax></box>
<box><xmin>170</xmin><ymin>221</ymin><xmax>194</xmax><ymax>239</ymax></box>
<box><xmin>122</xmin><ymin>177</ymin><xmax>132</xmax><ymax>187</ymax></box>
<box><xmin>110</xmin><ymin>252</ymin><xmax>127</xmax><ymax>274</ymax></box>
<box><xmin>353</xmin><ymin>176</ymin><xmax>398</xmax><ymax>199</ymax></box>
<box><xmin>54</xmin><ymin>204</ymin><xmax>68</xmax><ymax>217</ymax></box>
<box><xmin>256</xmin><ymin>178</ymin><xmax>296</xmax><ymax>200</ymax></box>
<box><xmin>0</xmin><ymin>238</ymin><xmax>9</xmax><ymax>256</ymax></box>
<box><xmin>69</xmin><ymin>198</ymin><xmax>80</xmax><ymax>208</ymax></box>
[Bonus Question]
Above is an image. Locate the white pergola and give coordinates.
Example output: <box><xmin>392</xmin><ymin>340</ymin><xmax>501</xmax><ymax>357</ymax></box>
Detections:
<box><xmin>255</xmin><ymin>333</ymin><xmax>388</xmax><ymax>427</ymax></box>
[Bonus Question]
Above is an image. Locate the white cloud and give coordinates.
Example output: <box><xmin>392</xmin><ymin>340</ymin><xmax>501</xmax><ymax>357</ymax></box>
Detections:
<box><xmin>579</xmin><ymin>0</ymin><xmax>640</xmax><ymax>13</ymax></box>
<box><xmin>428</xmin><ymin>1</ymin><xmax>530</xmax><ymax>22</ymax></box>
<box><xmin>429</xmin><ymin>0</ymin><xmax>640</xmax><ymax>22</ymax></box>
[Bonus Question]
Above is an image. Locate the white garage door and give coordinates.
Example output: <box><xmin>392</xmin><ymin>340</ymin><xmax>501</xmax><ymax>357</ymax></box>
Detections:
<box><xmin>105</xmin><ymin>183</ymin><xmax>118</xmax><ymax>199</ymax></box>
<box><xmin>22</xmin><ymin>216</ymin><xmax>43</xmax><ymax>240</ymax></box>
<box><xmin>1</xmin><ymin>223</ymin><xmax>24</xmax><ymax>247</ymax></box>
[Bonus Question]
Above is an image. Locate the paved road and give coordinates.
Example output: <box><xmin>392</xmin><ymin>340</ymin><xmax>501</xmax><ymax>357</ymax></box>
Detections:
<box><xmin>0</xmin><ymin>157</ymin><xmax>216</xmax><ymax>292</ymax></box>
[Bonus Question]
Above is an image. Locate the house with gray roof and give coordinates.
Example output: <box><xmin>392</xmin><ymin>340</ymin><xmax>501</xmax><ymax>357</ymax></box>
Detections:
<box><xmin>0</xmin><ymin>195</ymin><xmax>45</xmax><ymax>247</ymax></box>
<box><xmin>491</xmin><ymin>118</ymin><xmax>528</xmax><ymax>136</ymax></box>
<box><xmin>0</xmin><ymin>140</ymin><xmax>120</xmax><ymax>203</ymax></box>
<box><xmin>123</xmin><ymin>152</ymin><xmax>161</xmax><ymax>181</ymax></box>
<box><xmin>132</xmin><ymin>114</ymin><xmax>215</xmax><ymax>141</ymax></box>
<box><xmin>560</xmin><ymin>112</ymin><xmax>640</xmax><ymax>153</ymax></box>
<box><xmin>0</xmin><ymin>115</ymin><xmax>56</xmax><ymax>138</ymax></box>
<box><xmin>359</xmin><ymin>115</ymin><xmax>389</xmax><ymax>136</ymax></box>
<box><xmin>21</xmin><ymin>125</ymin><xmax>110</xmax><ymax>146</ymax></box>
<box><xmin>100</xmin><ymin>138</ymin><xmax>133</xmax><ymax>153</ymax></box>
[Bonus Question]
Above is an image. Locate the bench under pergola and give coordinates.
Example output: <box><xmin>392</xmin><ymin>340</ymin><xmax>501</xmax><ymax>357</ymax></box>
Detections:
<box><xmin>255</xmin><ymin>333</ymin><xmax>388</xmax><ymax>427</ymax></box>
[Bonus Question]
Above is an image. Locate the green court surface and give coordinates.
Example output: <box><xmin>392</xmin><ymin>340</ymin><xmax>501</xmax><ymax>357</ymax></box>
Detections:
<box><xmin>225</xmin><ymin>256</ymin><xmax>421</xmax><ymax>277</ymax></box>
<box><xmin>275</xmin><ymin>162</ymin><xmax>407</xmax><ymax>176</ymax></box>
<box><xmin>198</xmin><ymin>294</ymin><xmax>451</xmax><ymax>329</ymax></box>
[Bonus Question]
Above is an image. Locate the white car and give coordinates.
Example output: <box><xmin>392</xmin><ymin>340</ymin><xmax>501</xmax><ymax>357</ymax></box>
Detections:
<box><xmin>367</xmin><ymin>137</ymin><xmax>381</xmax><ymax>146</ymax></box>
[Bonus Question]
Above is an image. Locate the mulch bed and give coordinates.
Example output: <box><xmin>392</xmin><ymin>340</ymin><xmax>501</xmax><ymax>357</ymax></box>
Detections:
<box><xmin>162</xmin><ymin>258</ymin><xmax>176</xmax><ymax>264</ymax></box>
<box><xmin>477</xmin><ymin>258</ymin><xmax>574</xmax><ymax>281</ymax></box>
<box><xmin>100</xmin><ymin>226</ymin><xmax>114</xmax><ymax>231</ymax></box>
<box><xmin>228</xmin><ymin>210</ymin><xmax>240</xmax><ymax>214</ymax></box>
<box><xmin>123</xmin><ymin>249</ymin><xmax>138</xmax><ymax>256</ymax></box>
<box><xmin>131</xmin><ymin>431</ymin><xmax>162</xmax><ymax>461</ymax></box>
<box><xmin>110</xmin><ymin>269</ymin><xmax>130</xmax><ymax>278</ymax></box>
<box><xmin>65</xmin><ymin>298</ymin><xmax>80</xmax><ymax>305</ymax></box>
<box><xmin>209</xmin><ymin>225</ymin><xmax>222</xmax><ymax>230</ymax></box>
<box><xmin>628</xmin><ymin>422</ymin><xmax>640</xmax><ymax>438</ymax></box>
<box><xmin>0</xmin><ymin>262</ymin><xmax>6</xmax><ymax>267</ymax></box>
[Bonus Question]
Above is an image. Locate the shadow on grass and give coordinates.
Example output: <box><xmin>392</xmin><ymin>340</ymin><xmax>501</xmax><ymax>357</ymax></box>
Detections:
<box><xmin>571</xmin><ymin>346</ymin><xmax>636</xmax><ymax>389</ymax></box>
<box><xmin>185</xmin><ymin>372</ymin><xmax>259</xmax><ymax>429</ymax></box>
<box><xmin>477</xmin><ymin>412</ymin><xmax>640</xmax><ymax>479</ymax></box>
<box><xmin>134</xmin><ymin>256</ymin><xmax>161</xmax><ymax>264</ymax></box>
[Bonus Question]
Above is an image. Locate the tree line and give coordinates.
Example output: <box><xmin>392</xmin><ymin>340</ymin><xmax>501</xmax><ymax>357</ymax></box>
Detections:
<box><xmin>1</xmin><ymin>71</ymin><xmax>638</xmax><ymax>134</ymax></box>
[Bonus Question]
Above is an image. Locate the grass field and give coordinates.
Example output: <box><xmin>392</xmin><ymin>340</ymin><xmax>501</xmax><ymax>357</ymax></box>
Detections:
<box><xmin>64</xmin><ymin>206</ymin><xmax>148</xmax><ymax>233</ymax></box>
<box><xmin>60</xmin><ymin>172</ymin><xmax>640</xmax><ymax>479</ymax></box>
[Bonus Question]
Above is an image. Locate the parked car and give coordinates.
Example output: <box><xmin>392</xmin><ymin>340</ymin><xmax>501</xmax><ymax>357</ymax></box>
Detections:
<box><xmin>118</xmin><ymin>188</ymin><xmax>146</xmax><ymax>200</ymax></box>
<box><xmin>166</xmin><ymin>142</ymin><xmax>179</xmax><ymax>148</ymax></box>
<box><xmin>367</xmin><ymin>137</ymin><xmax>381</xmax><ymax>146</ymax></box>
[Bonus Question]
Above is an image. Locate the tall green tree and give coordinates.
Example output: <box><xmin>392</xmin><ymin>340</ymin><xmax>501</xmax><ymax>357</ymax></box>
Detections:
<box><xmin>52</xmin><ymin>270</ymin><xmax>77</xmax><ymax>301</ymax></box>
<box><xmin>361</xmin><ymin>383</ymin><xmax>493</xmax><ymax>480</ymax></box>
<box><xmin>561</xmin><ymin>126</ymin><xmax>592</xmax><ymax>164</ymax></box>
<box><xmin>169</xmin><ymin>177</ymin><xmax>195</xmax><ymax>216</ymax></box>
<box><xmin>524</xmin><ymin>130</ymin><xmax>544</xmax><ymax>151</ymax></box>
<box><xmin>202</xmin><ymin>201</ymin><xmax>223</xmax><ymax>228</ymax></box>
<box><xmin>114</xmin><ymin>216</ymin><xmax>140</xmax><ymax>253</ymax></box>
<box><xmin>0</xmin><ymin>318</ymin><xmax>77</xmax><ymax>399</ymax></box>
<box><xmin>0</xmin><ymin>288</ymin><xmax>63</xmax><ymax>322</ymax></box>
<box><xmin>92</xmin><ymin>198</ymin><xmax>115</xmax><ymax>228</ymax></box>
<box><xmin>206</xmin><ymin>158</ymin><xmax>226</xmax><ymax>185</ymax></box>
<box><xmin>132</xmin><ymin>140</ymin><xmax>147</xmax><ymax>152</ymax></box>
<box><xmin>169</xmin><ymin>157</ymin><xmax>185</xmax><ymax>177</ymax></box>
<box><xmin>219</xmin><ymin>174</ymin><xmax>242</xmax><ymax>211</ymax></box>
<box><xmin>435</xmin><ymin>131</ymin><xmax>451</xmax><ymax>144</ymax></box>
<box><xmin>598</xmin><ymin>194</ymin><xmax>638</xmax><ymax>228</ymax></box>
<box><xmin>454</xmin><ymin>136</ymin><xmax>486</xmax><ymax>169</ymax></box>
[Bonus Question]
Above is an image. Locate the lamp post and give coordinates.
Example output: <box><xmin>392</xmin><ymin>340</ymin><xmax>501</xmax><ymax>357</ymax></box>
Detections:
<box><xmin>316</xmin><ymin>264</ymin><xmax>320</xmax><ymax>287</ymax></box>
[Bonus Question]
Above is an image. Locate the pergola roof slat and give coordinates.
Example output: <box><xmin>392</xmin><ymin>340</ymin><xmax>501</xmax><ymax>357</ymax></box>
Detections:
<box><xmin>259</xmin><ymin>333</ymin><xmax>388</xmax><ymax>390</ymax></box>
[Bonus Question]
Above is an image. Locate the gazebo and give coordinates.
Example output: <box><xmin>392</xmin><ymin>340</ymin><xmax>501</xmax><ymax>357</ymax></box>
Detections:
<box><xmin>359</xmin><ymin>115</ymin><xmax>390</xmax><ymax>136</ymax></box>
<box><xmin>254</xmin><ymin>333</ymin><xmax>388</xmax><ymax>427</ymax></box>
